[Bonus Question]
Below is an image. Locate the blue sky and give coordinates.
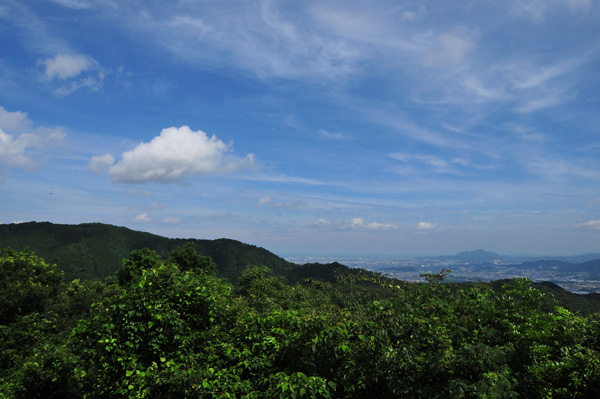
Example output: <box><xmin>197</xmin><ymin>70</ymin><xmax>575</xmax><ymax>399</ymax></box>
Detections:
<box><xmin>1</xmin><ymin>0</ymin><xmax>599</xmax><ymax>257</ymax></box>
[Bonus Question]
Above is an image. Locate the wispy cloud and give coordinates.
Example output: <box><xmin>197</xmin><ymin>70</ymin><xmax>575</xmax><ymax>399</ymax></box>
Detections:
<box><xmin>390</xmin><ymin>152</ymin><xmax>472</xmax><ymax>175</ymax></box>
<box><xmin>48</xmin><ymin>0</ymin><xmax>117</xmax><ymax>10</ymax></box>
<box><xmin>318</xmin><ymin>129</ymin><xmax>350</xmax><ymax>140</ymax></box>
<box><xmin>510</xmin><ymin>0</ymin><xmax>592</xmax><ymax>21</ymax></box>
<box><xmin>314</xmin><ymin>217</ymin><xmax>397</xmax><ymax>230</ymax></box>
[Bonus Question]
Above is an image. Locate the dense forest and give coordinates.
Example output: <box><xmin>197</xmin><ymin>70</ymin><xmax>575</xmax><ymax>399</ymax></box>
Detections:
<box><xmin>2</xmin><ymin>241</ymin><xmax>600</xmax><ymax>398</ymax></box>
<box><xmin>0</xmin><ymin>222</ymin><xmax>341</xmax><ymax>284</ymax></box>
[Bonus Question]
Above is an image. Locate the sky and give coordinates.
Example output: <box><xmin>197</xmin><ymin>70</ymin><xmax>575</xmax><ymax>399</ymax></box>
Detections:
<box><xmin>1</xmin><ymin>0</ymin><xmax>600</xmax><ymax>257</ymax></box>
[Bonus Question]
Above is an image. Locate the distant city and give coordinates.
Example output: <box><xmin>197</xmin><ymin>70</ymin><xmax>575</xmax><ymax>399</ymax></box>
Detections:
<box><xmin>287</xmin><ymin>250</ymin><xmax>600</xmax><ymax>294</ymax></box>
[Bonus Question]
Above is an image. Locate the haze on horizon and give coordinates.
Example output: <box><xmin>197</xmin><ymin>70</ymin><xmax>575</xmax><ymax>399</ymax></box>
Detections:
<box><xmin>1</xmin><ymin>0</ymin><xmax>599</xmax><ymax>258</ymax></box>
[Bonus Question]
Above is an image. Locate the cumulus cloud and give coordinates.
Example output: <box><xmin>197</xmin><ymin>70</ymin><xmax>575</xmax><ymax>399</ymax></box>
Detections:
<box><xmin>574</xmin><ymin>220</ymin><xmax>600</xmax><ymax>230</ymax></box>
<box><xmin>39</xmin><ymin>54</ymin><xmax>104</xmax><ymax>96</ymax></box>
<box><xmin>0</xmin><ymin>106</ymin><xmax>31</xmax><ymax>131</ymax></box>
<box><xmin>97</xmin><ymin>126</ymin><xmax>255</xmax><ymax>183</ymax></box>
<box><xmin>0</xmin><ymin>107</ymin><xmax>66</xmax><ymax>170</ymax></box>
<box><xmin>133</xmin><ymin>213</ymin><xmax>152</xmax><ymax>223</ymax></box>
<box><xmin>41</xmin><ymin>54</ymin><xmax>98</xmax><ymax>80</ymax></box>
<box><xmin>416</xmin><ymin>221</ymin><xmax>437</xmax><ymax>231</ymax></box>
<box><xmin>40</xmin><ymin>54</ymin><xmax>98</xmax><ymax>80</ymax></box>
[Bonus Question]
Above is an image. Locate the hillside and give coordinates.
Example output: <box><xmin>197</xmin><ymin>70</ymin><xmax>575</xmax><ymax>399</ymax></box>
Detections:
<box><xmin>3</xmin><ymin>221</ymin><xmax>600</xmax><ymax>315</ymax></box>
<box><xmin>0</xmin><ymin>221</ymin><xmax>334</xmax><ymax>283</ymax></box>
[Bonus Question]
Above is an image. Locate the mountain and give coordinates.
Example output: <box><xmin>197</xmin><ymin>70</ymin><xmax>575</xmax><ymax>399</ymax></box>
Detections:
<box><xmin>0</xmin><ymin>222</ymin><xmax>345</xmax><ymax>283</ymax></box>
<box><xmin>445</xmin><ymin>249</ymin><xmax>503</xmax><ymax>263</ymax></box>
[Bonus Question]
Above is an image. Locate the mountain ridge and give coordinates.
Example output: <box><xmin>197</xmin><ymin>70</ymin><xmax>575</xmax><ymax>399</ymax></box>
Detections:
<box><xmin>0</xmin><ymin>221</ymin><xmax>344</xmax><ymax>283</ymax></box>
<box><xmin>2</xmin><ymin>222</ymin><xmax>600</xmax><ymax>314</ymax></box>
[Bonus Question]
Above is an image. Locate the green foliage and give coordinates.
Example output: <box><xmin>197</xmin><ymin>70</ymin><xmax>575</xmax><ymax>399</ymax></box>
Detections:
<box><xmin>169</xmin><ymin>242</ymin><xmax>217</xmax><ymax>274</ymax></box>
<box><xmin>116</xmin><ymin>248</ymin><xmax>164</xmax><ymax>286</ymax></box>
<box><xmin>73</xmin><ymin>260</ymin><xmax>233</xmax><ymax>398</ymax></box>
<box><xmin>0</xmin><ymin>247</ymin><xmax>63</xmax><ymax>324</ymax></box>
<box><xmin>2</xmin><ymin>248</ymin><xmax>600</xmax><ymax>398</ymax></box>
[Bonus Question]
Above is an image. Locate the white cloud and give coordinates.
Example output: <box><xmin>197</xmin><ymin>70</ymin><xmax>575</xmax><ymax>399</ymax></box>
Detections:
<box><xmin>39</xmin><ymin>54</ymin><xmax>104</xmax><ymax>96</ymax></box>
<box><xmin>257</xmin><ymin>196</ymin><xmax>272</xmax><ymax>206</ymax></box>
<box><xmin>350</xmin><ymin>217</ymin><xmax>365</xmax><ymax>227</ymax></box>
<box><xmin>416</xmin><ymin>221</ymin><xmax>437</xmax><ymax>231</ymax></box>
<box><xmin>0</xmin><ymin>106</ymin><xmax>31</xmax><ymax>131</ymax></box>
<box><xmin>574</xmin><ymin>220</ymin><xmax>600</xmax><ymax>230</ymax></box>
<box><xmin>0</xmin><ymin>107</ymin><xmax>66</xmax><ymax>170</ymax></box>
<box><xmin>42</xmin><ymin>54</ymin><xmax>98</xmax><ymax>80</ymax></box>
<box><xmin>88</xmin><ymin>153</ymin><xmax>115</xmax><ymax>174</ymax></box>
<box><xmin>364</xmin><ymin>221</ymin><xmax>396</xmax><ymax>230</ymax></box>
<box><xmin>314</xmin><ymin>218</ymin><xmax>332</xmax><ymax>227</ymax></box>
<box><xmin>349</xmin><ymin>217</ymin><xmax>396</xmax><ymax>230</ymax></box>
<box><xmin>133</xmin><ymin>213</ymin><xmax>152</xmax><ymax>223</ymax></box>
<box><xmin>102</xmin><ymin>126</ymin><xmax>255</xmax><ymax>183</ymax></box>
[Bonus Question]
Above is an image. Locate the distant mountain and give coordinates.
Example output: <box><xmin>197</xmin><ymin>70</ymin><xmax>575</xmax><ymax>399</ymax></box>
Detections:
<box><xmin>0</xmin><ymin>222</ymin><xmax>347</xmax><ymax>283</ymax></box>
<box><xmin>445</xmin><ymin>249</ymin><xmax>503</xmax><ymax>263</ymax></box>
<box><xmin>518</xmin><ymin>260</ymin><xmax>573</xmax><ymax>269</ymax></box>
<box><xmin>440</xmin><ymin>250</ymin><xmax>600</xmax><ymax>272</ymax></box>
<box><xmin>569</xmin><ymin>259</ymin><xmax>600</xmax><ymax>274</ymax></box>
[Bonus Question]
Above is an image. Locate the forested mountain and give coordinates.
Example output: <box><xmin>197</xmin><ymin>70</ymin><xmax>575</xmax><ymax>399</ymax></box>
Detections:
<box><xmin>0</xmin><ymin>222</ymin><xmax>343</xmax><ymax>283</ymax></box>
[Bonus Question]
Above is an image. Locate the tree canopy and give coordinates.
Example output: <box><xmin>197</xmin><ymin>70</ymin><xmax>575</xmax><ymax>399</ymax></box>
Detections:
<box><xmin>1</xmin><ymin>246</ymin><xmax>600</xmax><ymax>398</ymax></box>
